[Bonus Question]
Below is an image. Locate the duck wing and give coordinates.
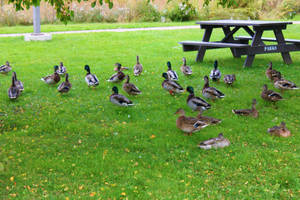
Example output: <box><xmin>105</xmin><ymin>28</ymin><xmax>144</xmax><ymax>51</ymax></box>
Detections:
<box><xmin>190</xmin><ymin>97</ymin><xmax>211</xmax><ymax>108</ymax></box>
<box><xmin>167</xmin><ymin>70</ymin><xmax>178</xmax><ymax>81</ymax></box>
<box><xmin>110</xmin><ymin>94</ymin><xmax>133</xmax><ymax>106</ymax></box>
<box><xmin>205</xmin><ymin>87</ymin><xmax>225</xmax><ymax>98</ymax></box>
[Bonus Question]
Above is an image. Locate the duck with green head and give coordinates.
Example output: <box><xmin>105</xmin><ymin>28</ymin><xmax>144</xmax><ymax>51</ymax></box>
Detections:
<box><xmin>166</xmin><ymin>61</ymin><xmax>178</xmax><ymax>81</ymax></box>
<box><xmin>186</xmin><ymin>86</ymin><xmax>211</xmax><ymax>111</ymax></box>
<box><xmin>162</xmin><ymin>72</ymin><xmax>184</xmax><ymax>95</ymax></box>
<box><xmin>110</xmin><ymin>86</ymin><xmax>134</xmax><ymax>106</ymax></box>
<box><xmin>84</xmin><ymin>65</ymin><xmax>99</xmax><ymax>87</ymax></box>
<box><xmin>0</xmin><ymin>61</ymin><xmax>12</xmax><ymax>74</ymax></box>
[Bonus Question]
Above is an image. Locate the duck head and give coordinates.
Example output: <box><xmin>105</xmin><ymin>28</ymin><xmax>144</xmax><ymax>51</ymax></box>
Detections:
<box><xmin>54</xmin><ymin>65</ymin><xmax>59</xmax><ymax>72</ymax></box>
<box><xmin>136</xmin><ymin>56</ymin><xmax>140</xmax><ymax>64</ymax></box>
<box><xmin>162</xmin><ymin>72</ymin><xmax>168</xmax><ymax>79</ymax></box>
<box><xmin>84</xmin><ymin>65</ymin><xmax>91</xmax><ymax>74</ymax></box>
<box><xmin>182</xmin><ymin>57</ymin><xmax>186</xmax><ymax>65</ymax></box>
<box><xmin>115</xmin><ymin>63</ymin><xmax>122</xmax><ymax>71</ymax></box>
<box><xmin>186</xmin><ymin>86</ymin><xmax>194</xmax><ymax>94</ymax></box>
<box><xmin>65</xmin><ymin>73</ymin><xmax>69</xmax><ymax>82</ymax></box>
<box><xmin>60</xmin><ymin>62</ymin><xmax>63</xmax><ymax>66</ymax></box>
<box><xmin>214</xmin><ymin>60</ymin><xmax>218</xmax><ymax>69</ymax></box>
<box><xmin>12</xmin><ymin>71</ymin><xmax>17</xmax><ymax>80</ymax></box>
<box><xmin>262</xmin><ymin>84</ymin><xmax>268</xmax><ymax>91</ymax></box>
<box><xmin>6</xmin><ymin>61</ymin><xmax>10</xmax><ymax>66</ymax></box>
<box><xmin>268</xmin><ymin>62</ymin><xmax>272</xmax><ymax>70</ymax></box>
<box><xmin>167</xmin><ymin>61</ymin><xmax>172</xmax><ymax>70</ymax></box>
<box><xmin>112</xmin><ymin>86</ymin><xmax>119</xmax><ymax>94</ymax></box>
<box><xmin>174</xmin><ymin>108</ymin><xmax>185</xmax><ymax>116</ymax></box>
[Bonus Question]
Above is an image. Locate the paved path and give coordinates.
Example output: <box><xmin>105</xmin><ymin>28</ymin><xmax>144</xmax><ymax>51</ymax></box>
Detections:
<box><xmin>0</xmin><ymin>22</ymin><xmax>299</xmax><ymax>38</ymax></box>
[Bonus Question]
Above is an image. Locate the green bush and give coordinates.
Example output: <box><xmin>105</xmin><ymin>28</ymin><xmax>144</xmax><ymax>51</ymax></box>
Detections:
<box><xmin>166</xmin><ymin>0</ymin><xmax>197</xmax><ymax>22</ymax></box>
<box><xmin>280</xmin><ymin>0</ymin><xmax>300</xmax><ymax>19</ymax></box>
<box><xmin>133</xmin><ymin>0</ymin><xmax>161</xmax><ymax>22</ymax></box>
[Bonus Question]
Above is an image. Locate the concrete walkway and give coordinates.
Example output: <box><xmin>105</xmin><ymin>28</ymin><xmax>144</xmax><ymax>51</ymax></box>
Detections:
<box><xmin>0</xmin><ymin>22</ymin><xmax>299</xmax><ymax>38</ymax></box>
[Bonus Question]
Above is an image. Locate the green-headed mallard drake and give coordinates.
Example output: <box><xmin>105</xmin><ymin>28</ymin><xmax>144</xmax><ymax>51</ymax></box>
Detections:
<box><xmin>110</xmin><ymin>86</ymin><xmax>134</xmax><ymax>106</ymax></box>
<box><xmin>198</xmin><ymin>133</ymin><xmax>230</xmax><ymax>150</ymax></box>
<box><xmin>273</xmin><ymin>77</ymin><xmax>298</xmax><ymax>91</ymax></box>
<box><xmin>266</xmin><ymin>62</ymin><xmax>281</xmax><ymax>81</ymax></box>
<box><xmin>181</xmin><ymin>57</ymin><xmax>192</xmax><ymax>76</ymax></box>
<box><xmin>186</xmin><ymin>86</ymin><xmax>211</xmax><ymax>111</ymax></box>
<box><xmin>84</xmin><ymin>65</ymin><xmax>99</xmax><ymax>87</ymax></box>
<box><xmin>41</xmin><ymin>65</ymin><xmax>61</xmax><ymax>84</ymax></box>
<box><xmin>261</xmin><ymin>84</ymin><xmax>283</xmax><ymax>102</ymax></box>
<box><xmin>162</xmin><ymin>72</ymin><xmax>184</xmax><ymax>95</ymax></box>
<box><xmin>57</xmin><ymin>73</ymin><xmax>72</xmax><ymax>93</ymax></box>
<box><xmin>166</xmin><ymin>61</ymin><xmax>178</xmax><ymax>81</ymax></box>
<box><xmin>232</xmin><ymin>99</ymin><xmax>258</xmax><ymax>118</ymax></box>
<box><xmin>209</xmin><ymin>60</ymin><xmax>221</xmax><ymax>81</ymax></box>
<box><xmin>57</xmin><ymin>62</ymin><xmax>67</xmax><ymax>76</ymax></box>
<box><xmin>12</xmin><ymin>71</ymin><xmax>24</xmax><ymax>92</ymax></box>
<box><xmin>202</xmin><ymin>75</ymin><xmax>225</xmax><ymax>100</ymax></box>
<box><xmin>174</xmin><ymin>108</ymin><xmax>209</xmax><ymax>135</ymax></box>
<box><xmin>268</xmin><ymin>122</ymin><xmax>291</xmax><ymax>137</ymax></box>
<box><xmin>134</xmin><ymin>56</ymin><xmax>143</xmax><ymax>76</ymax></box>
<box><xmin>108</xmin><ymin>63</ymin><xmax>126</xmax><ymax>83</ymax></box>
<box><xmin>197</xmin><ymin>109</ymin><xmax>221</xmax><ymax>124</ymax></box>
<box><xmin>8</xmin><ymin>75</ymin><xmax>20</xmax><ymax>99</ymax></box>
<box><xmin>122</xmin><ymin>75</ymin><xmax>141</xmax><ymax>95</ymax></box>
<box><xmin>223</xmin><ymin>74</ymin><xmax>236</xmax><ymax>86</ymax></box>
<box><xmin>0</xmin><ymin>61</ymin><xmax>12</xmax><ymax>74</ymax></box>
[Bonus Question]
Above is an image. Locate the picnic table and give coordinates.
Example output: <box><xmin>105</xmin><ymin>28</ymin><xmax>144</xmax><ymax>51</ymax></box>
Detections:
<box><xmin>179</xmin><ymin>20</ymin><xmax>300</xmax><ymax>67</ymax></box>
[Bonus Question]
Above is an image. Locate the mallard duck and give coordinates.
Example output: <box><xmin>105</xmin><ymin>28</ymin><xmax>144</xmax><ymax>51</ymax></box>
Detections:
<box><xmin>8</xmin><ymin>75</ymin><xmax>20</xmax><ymax>99</ymax></box>
<box><xmin>209</xmin><ymin>60</ymin><xmax>221</xmax><ymax>81</ymax></box>
<box><xmin>0</xmin><ymin>61</ymin><xmax>12</xmax><ymax>74</ymax></box>
<box><xmin>57</xmin><ymin>73</ymin><xmax>72</xmax><ymax>93</ymax></box>
<box><xmin>273</xmin><ymin>77</ymin><xmax>298</xmax><ymax>91</ymax></box>
<box><xmin>198</xmin><ymin>133</ymin><xmax>230</xmax><ymax>150</ymax></box>
<box><xmin>186</xmin><ymin>86</ymin><xmax>211</xmax><ymax>111</ymax></box>
<box><xmin>266</xmin><ymin>62</ymin><xmax>281</xmax><ymax>81</ymax></box>
<box><xmin>41</xmin><ymin>65</ymin><xmax>61</xmax><ymax>84</ymax></box>
<box><xmin>166</xmin><ymin>61</ymin><xmax>178</xmax><ymax>81</ymax></box>
<box><xmin>12</xmin><ymin>72</ymin><xmax>24</xmax><ymax>92</ymax></box>
<box><xmin>223</xmin><ymin>74</ymin><xmax>236</xmax><ymax>86</ymax></box>
<box><xmin>197</xmin><ymin>109</ymin><xmax>221</xmax><ymax>124</ymax></box>
<box><xmin>232</xmin><ymin>99</ymin><xmax>258</xmax><ymax>118</ymax></box>
<box><xmin>180</xmin><ymin>57</ymin><xmax>192</xmax><ymax>76</ymax></box>
<box><xmin>110</xmin><ymin>86</ymin><xmax>134</xmax><ymax>106</ymax></box>
<box><xmin>108</xmin><ymin>63</ymin><xmax>126</xmax><ymax>83</ymax></box>
<box><xmin>57</xmin><ymin>62</ymin><xmax>67</xmax><ymax>76</ymax></box>
<box><xmin>268</xmin><ymin>122</ymin><xmax>291</xmax><ymax>137</ymax></box>
<box><xmin>174</xmin><ymin>108</ymin><xmax>209</xmax><ymax>135</ymax></box>
<box><xmin>202</xmin><ymin>76</ymin><xmax>225</xmax><ymax>100</ymax></box>
<box><xmin>261</xmin><ymin>84</ymin><xmax>283</xmax><ymax>102</ymax></box>
<box><xmin>122</xmin><ymin>75</ymin><xmax>141</xmax><ymax>95</ymax></box>
<box><xmin>162</xmin><ymin>72</ymin><xmax>184</xmax><ymax>95</ymax></box>
<box><xmin>84</xmin><ymin>65</ymin><xmax>99</xmax><ymax>87</ymax></box>
<box><xmin>134</xmin><ymin>56</ymin><xmax>143</xmax><ymax>76</ymax></box>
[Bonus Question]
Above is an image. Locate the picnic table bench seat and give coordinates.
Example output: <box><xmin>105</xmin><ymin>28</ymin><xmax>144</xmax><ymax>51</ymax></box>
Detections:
<box><xmin>179</xmin><ymin>41</ymin><xmax>250</xmax><ymax>52</ymax></box>
<box><xmin>235</xmin><ymin>36</ymin><xmax>300</xmax><ymax>44</ymax></box>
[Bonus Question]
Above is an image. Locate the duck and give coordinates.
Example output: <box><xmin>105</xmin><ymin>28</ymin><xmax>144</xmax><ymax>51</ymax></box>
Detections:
<box><xmin>266</xmin><ymin>62</ymin><xmax>281</xmax><ymax>81</ymax></box>
<box><xmin>0</xmin><ymin>61</ymin><xmax>12</xmax><ymax>74</ymax></box>
<box><xmin>162</xmin><ymin>72</ymin><xmax>184</xmax><ymax>95</ymax></box>
<box><xmin>8</xmin><ymin>75</ymin><xmax>20</xmax><ymax>99</ymax></box>
<box><xmin>268</xmin><ymin>122</ymin><xmax>291</xmax><ymax>137</ymax></box>
<box><xmin>198</xmin><ymin>133</ymin><xmax>230</xmax><ymax>150</ymax></box>
<box><xmin>197</xmin><ymin>109</ymin><xmax>221</xmax><ymax>124</ymax></box>
<box><xmin>41</xmin><ymin>65</ymin><xmax>61</xmax><ymax>84</ymax></box>
<box><xmin>174</xmin><ymin>108</ymin><xmax>209</xmax><ymax>135</ymax></box>
<box><xmin>133</xmin><ymin>56</ymin><xmax>143</xmax><ymax>76</ymax></box>
<box><xmin>223</xmin><ymin>74</ymin><xmax>236</xmax><ymax>86</ymax></box>
<box><xmin>12</xmin><ymin>71</ymin><xmax>24</xmax><ymax>92</ymax></box>
<box><xmin>84</xmin><ymin>65</ymin><xmax>99</xmax><ymax>87</ymax></box>
<box><xmin>261</xmin><ymin>84</ymin><xmax>283</xmax><ymax>102</ymax></box>
<box><xmin>209</xmin><ymin>60</ymin><xmax>221</xmax><ymax>81</ymax></box>
<box><xmin>108</xmin><ymin>63</ymin><xmax>126</xmax><ymax>83</ymax></box>
<box><xmin>202</xmin><ymin>75</ymin><xmax>225</xmax><ymax>100</ymax></box>
<box><xmin>186</xmin><ymin>86</ymin><xmax>211</xmax><ymax>111</ymax></box>
<box><xmin>122</xmin><ymin>75</ymin><xmax>141</xmax><ymax>95</ymax></box>
<box><xmin>166</xmin><ymin>61</ymin><xmax>178</xmax><ymax>81</ymax></box>
<box><xmin>232</xmin><ymin>99</ymin><xmax>258</xmax><ymax>118</ymax></box>
<box><xmin>180</xmin><ymin>57</ymin><xmax>192</xmax><ymax>76</ymax></box>
<box><xmin>273</xmin><ymin>77</ymin><xmax>298</xmax><ymax>91</ymax></box>
<box><xmin>57</xmin><ymin>73</ymin><xmax>72</xmax><ymax>93</ymax></box>
<box><xmin>57</xmin><ymin>62</ymin><xmax>67</xmax><ymax>76</ymax></box>
<box><xmin>110</xmin><ymin>86</ymin><xmax>134</xmax><ymax>106</ymax></box>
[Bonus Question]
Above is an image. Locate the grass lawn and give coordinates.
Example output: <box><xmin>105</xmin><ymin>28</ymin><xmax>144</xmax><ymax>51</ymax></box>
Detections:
<box><xmin>0</xmin><ymin>25</ymin><xmax>300</xmax><ymax>199</ymax></box>
<box><xmin>0</xmin><ymin>21</ymin><xmax>196</xmax><ymax>34</ymax></box>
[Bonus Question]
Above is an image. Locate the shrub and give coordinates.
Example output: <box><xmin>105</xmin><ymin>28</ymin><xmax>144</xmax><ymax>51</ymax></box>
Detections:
<box><xmin>166</xmin><ymin>0</ymin><xmax>197</xmax><ymax>22</ymax></box>
<box><xmin>133</xmin><ymin>0</ymin><xmax>161</xmax><ymax>22</ymax></box>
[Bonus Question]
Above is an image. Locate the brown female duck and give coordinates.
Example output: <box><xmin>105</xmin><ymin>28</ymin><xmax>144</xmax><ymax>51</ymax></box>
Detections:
<box><xmin>41</xmin><ymin>65</ymin><xmax>61</xmax><ymax>84</ymax></box>
<box><xmin>232</xmin><ymin>99</ymin><xmax>258</xmax><ymax>118</ymax></box>
<box><xmin>261</xmin><ymin>84</ymin><xmax>283</xmax><ymax>102</ymax></box>
<box><xmin>122</xmin><ymin>75</ymin><xmax>141</xmax><ymax>95</ymax></box>
<box><xmin>266</xmin><ymin>62</ymin><xmax>281</xmax><ymax>81</ymax></box>
<box><xmin>202</xmin><ymin>75</ymin><xmax>225</xmax><ymax>100</ymax></box>
<box><xmin>198</xmin><ymin>133</ymin><xmax>230</xmax><ymax>149</ymax></box>
<box><xmin>268</xmin><ymin>122</ymin><xmax>291</xmax><ymax>137</ymax></box>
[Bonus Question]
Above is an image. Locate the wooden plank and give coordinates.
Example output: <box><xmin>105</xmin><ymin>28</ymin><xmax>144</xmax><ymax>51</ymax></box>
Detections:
<box><xmin>196</xmin><ymin>20</ymin><xmax>292</xmax><ymax>27</ymax></box>
<box><xmin>196</xmin><ymin>27</ymin><xmax>212</xmax><ymax>62</ymax></box>
<box><xmin>274</xmin><ymin>28</ymin><xmax>292</xmax><ymax>64</ymax></box>
<box><xmin>222</xmin><ymin>26</ymin><xmax>241</xmax><ymax>58</ymax></box>
<box><xmin>179</xmin><ymin>41</ymin><xmax>250</xmax><ymax>48</ymax></box>
<box><xmin>235</xmin><ymin>44</ymin><xmax>300</xmax><ymax>56</ymax></box>
<box><xmin>244</xmin><ymin>30</ymin><xmax>263</xmax><ymax>67</ymax></box>
<box><xmin>235</xmin><ymin>36</ymin><xmax>300</xmax><ymax>44</ymax></box>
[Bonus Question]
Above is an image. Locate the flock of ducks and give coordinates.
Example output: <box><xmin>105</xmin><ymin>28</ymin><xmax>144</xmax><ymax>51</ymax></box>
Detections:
<box><xmin>1</xmin><ymin>58</ymin><xmax>297</xmax><ymax>149</ymax></box>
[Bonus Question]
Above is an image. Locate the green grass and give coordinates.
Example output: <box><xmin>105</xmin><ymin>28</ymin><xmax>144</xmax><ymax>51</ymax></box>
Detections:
<box><xmin>293</xmin><ymin>14</ymin><xmax>300</xmax><ymax>21</ymax></box>
<box><xmin>0</xmin><ymin>25</ymin><xmax>300</xmax><ymax>199</ymax></box>
<box><xmin>0</xmin><ymin>21</ymin><xmax>196</xmax><ymax>34</ymax></box>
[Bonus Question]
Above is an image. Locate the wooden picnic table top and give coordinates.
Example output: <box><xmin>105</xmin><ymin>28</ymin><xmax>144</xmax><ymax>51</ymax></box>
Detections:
<box><xmin>196</xmin><ymin>20</ymin><xmax>293</xmax><ymax>27</ymax></box>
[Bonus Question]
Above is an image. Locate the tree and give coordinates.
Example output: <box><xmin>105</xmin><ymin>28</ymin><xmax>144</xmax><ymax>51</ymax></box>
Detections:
<box><xmin>8</xmin><ymin>0</ymin><xmax>236</xmax><ymax>23</ymax></box>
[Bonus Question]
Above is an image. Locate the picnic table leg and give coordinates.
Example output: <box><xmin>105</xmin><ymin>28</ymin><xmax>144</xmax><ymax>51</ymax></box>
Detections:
<box><xmin>244</xmin><ymin>30</ymin><xmax>263</xmax><ymax>67</ymax></box>
<box><xmin>196</xmin><ymin>27</ymin><xmax>212</xmax><ymax>62</ymax></box>
<box><xmin>273</xmin><ymin>29</ymin><xmax>292</xmax><ymax>64</ymax></box>
<box><xmin>222</xmin><ymin>27</ymin><xmax>240</xmax><ymax>58</ymax></box>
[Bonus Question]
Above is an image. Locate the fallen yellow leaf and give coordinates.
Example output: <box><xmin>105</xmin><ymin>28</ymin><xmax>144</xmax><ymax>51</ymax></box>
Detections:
<box><xmin>90</xmin><ymin>192</ymin><xmax>96</xmax><ymax>197</ymax></box>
